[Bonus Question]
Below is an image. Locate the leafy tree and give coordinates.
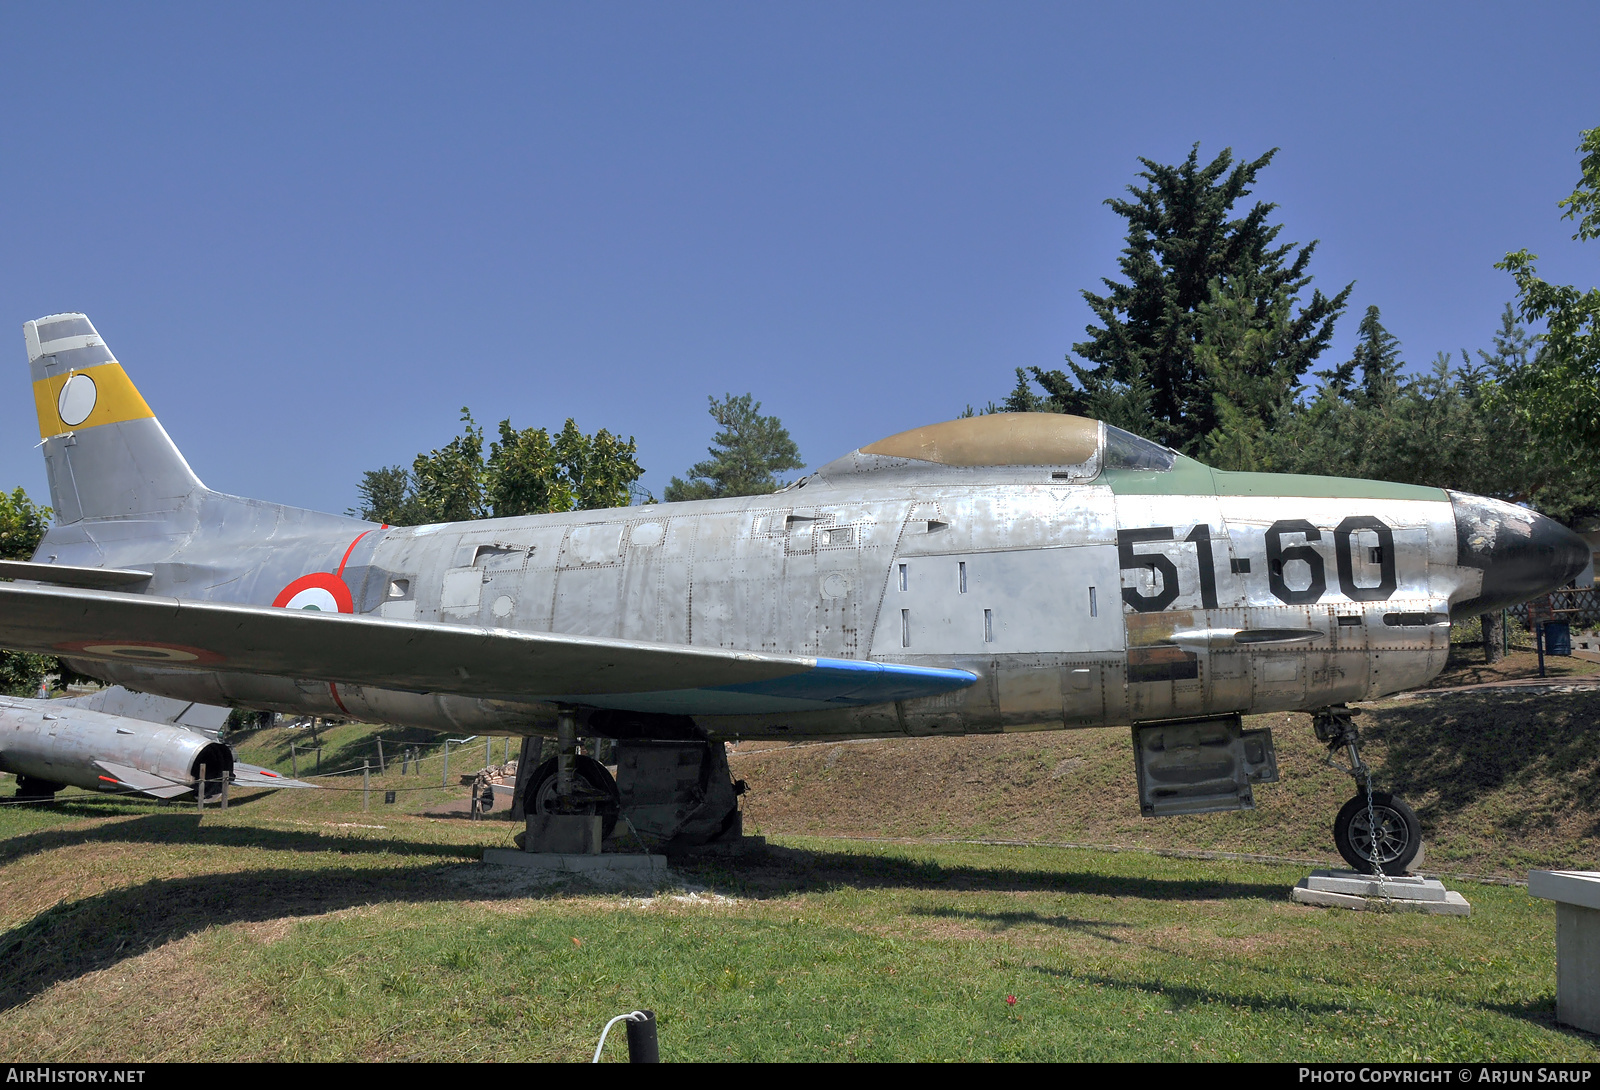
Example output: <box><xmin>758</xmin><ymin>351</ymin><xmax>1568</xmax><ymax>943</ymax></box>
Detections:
<box><xmin>410</xmin><ymin>409</ymin><xmax>488</xmax><ymax>523</ymax></box>
<box><xmin>1018</xmin><ymin>144</ymin><xmax>1351</xmax><ymax>454</ymax></box>
<box><xmin>487</xmin><ymin>418</ymin><xmax>644</xmax><ymax>516</ymax></box>
<box><xmin>1496</xmin><ymin>126</ymin><xmax>1600</xmax><ymax>453</ymax></box>
<box><xmin>352</xmin><ymin>465</ymin><xmax>429</xmax><ymax>526</ymax></box>
<box><xmin>664</xmin><ymin>394</ymin><xmax>804</xmax><ymax>502</ymax></box>
<box><xmin>0</xmin><ymin>488</ymin><xmax>58</xmax><ymax>697</ymax></box>
<box><xmin>353</xmin><ymin>411</ymin><xmax>644</xmax><ymax>524</ymax></box>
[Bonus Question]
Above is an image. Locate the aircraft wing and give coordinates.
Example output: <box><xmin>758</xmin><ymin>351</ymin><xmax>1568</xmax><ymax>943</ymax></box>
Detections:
<box><xmin>232</xmin><ymin>762</ymin><xmax>316</xmax><ymax>789</ymax></box>
<box><xmin>94</xmin><ymin>760</ymin><xmax>192</xmax><ymax>799</ymax></box>
<box><xmin>0</xmin><ymin>583</ymin><xmax>976</xmax><ymax>715</ymax></box>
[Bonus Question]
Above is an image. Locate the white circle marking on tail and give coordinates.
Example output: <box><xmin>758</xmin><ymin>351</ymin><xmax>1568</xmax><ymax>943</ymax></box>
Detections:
<box><xmin>57</xmin><ymin>374</ymin><xmax>98</xmax><ymax>427</ymax></box>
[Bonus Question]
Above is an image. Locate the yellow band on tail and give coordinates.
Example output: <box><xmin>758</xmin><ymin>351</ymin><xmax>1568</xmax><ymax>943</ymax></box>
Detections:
<box><xmin>33</xmin><ymin>363</ymin><xmax>155</xmax><ymax>439</ymax></box>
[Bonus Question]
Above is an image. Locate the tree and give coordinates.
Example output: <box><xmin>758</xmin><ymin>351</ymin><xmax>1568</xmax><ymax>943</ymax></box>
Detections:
<box><xmin>352</xmin><ymin>465</ymin><xmax>429</xmax><ymax>526</ymax></box>
<box><xmin>487</xmin><ymin>418</ymin><xmax>644</xmax><ymax>516</ymax></box>
<box><xmin>1014</xmin><ymin>144</ymin><xmax>1352</xmax><ymax>455</ymax></box>
<box><xmin>664</xmin><ymin>394</ymin><xmax>804</xmax><ymax>502</ymax></box>
<box><xmin>352</xmin><ymin>411</ymin><xmax>645</xmax><ymax>524</ymax></box>
<box><xmin>1496</xmin><ymin>126</ymin><xmax>1600</xmax><ymax>453</ymax></box>
<box><xmin>0</xmin><ymin>488</ymin><xmax>58</xmax><ymax>697</ymax></box>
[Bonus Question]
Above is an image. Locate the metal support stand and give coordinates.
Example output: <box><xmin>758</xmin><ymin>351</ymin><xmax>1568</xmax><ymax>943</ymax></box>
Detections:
<box><xmin>556</xmin><ymin>710</ymin><xmax>578</xmax><ymax>804</ymax></box>
<box><xmin>1538</xmin><ymin>620</ymin><xmax>1548</xmax><ymax>678</ymax></box>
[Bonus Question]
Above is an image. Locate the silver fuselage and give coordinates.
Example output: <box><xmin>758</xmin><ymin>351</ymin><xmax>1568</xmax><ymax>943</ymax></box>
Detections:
<box><xmin>47</xmin><ymin>456</ymin><xmax>1467</xmax><ymax>742</ymax></box>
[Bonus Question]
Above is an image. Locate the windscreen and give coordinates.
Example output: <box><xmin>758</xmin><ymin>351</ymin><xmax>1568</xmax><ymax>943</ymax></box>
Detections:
<box><xmin>1102</xmin><ymin>425</ymin><xmax>1176</xmax><ymax>471</ymax></box>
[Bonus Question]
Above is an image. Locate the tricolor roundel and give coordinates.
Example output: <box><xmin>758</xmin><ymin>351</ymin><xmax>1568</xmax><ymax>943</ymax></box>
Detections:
<box><xmin>273</xmin><ymin>572</ymin><xmax>354</xmax><ymax>613</ymax></box>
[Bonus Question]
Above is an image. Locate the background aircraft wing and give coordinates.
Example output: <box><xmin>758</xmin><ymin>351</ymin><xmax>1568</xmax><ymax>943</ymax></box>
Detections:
<box><xmin>232</xmin><ymin>762</ymin><xmax>317</xmax><ymax>789</ymax></box>
<box><xmin>54</xmin><ymin>685</ymin><xmax>231</xmax><ymax>737</ymax></box>
<box><xmin>0</xmin><ymin>583</ymin><xmax>976</xmax><ymax>715</ymax></box>
<box><xmin>93</xmin><ymin>760</ymin><xmax>192</xmax><ymax>799</ymax></box>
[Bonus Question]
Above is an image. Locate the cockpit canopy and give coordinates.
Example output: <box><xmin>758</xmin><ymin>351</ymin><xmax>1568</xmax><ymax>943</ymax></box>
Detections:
<box><xmin>856</xmin><ymin>412</ymin><xmax>1176</xmax><ymax>474</ymax></box>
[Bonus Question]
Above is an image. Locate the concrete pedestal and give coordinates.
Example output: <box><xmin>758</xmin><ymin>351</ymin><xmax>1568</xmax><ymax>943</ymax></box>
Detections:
<box><xmin>483</xmin><ymin>849</ymin><xmax>669</xmax><ymax>880</ymax></box>
<box><xmin>1528</xmin><ymin>870</ymin><xmax>1600</xmax><ymax>1034</ymax></box>
<box><xmin>525</xmin><ymin>814</ymin><xmax>602</xmax><ymax>854</ymax></box>
<box><xmin>1291</xmin><ymin>870</ymin><xmax>1470</xmax><ymax>915</ymax></box>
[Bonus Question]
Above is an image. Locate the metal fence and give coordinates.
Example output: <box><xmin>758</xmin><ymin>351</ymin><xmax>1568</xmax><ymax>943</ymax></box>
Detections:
<box><xmin>1508</xmin><ymin>587</ymin><xmax>1600</xmax><ymax>631</ymax></box>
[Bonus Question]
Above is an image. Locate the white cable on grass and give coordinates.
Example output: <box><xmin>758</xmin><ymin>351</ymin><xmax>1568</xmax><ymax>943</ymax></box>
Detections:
<box><xmin>592</xmin><ymin>1010</ymin><xmax>647</xmax><ymax>1063</ymax></box>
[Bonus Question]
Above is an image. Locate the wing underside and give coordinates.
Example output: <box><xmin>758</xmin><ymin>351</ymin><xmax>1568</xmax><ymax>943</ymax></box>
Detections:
<box><xmin>0</xmin><ymin>583</ymin><xmax>976</xmax><ymax>715</ymax></box>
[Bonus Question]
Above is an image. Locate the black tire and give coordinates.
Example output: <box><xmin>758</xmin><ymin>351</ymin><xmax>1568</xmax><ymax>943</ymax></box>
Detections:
<box><xmin>1334</xmin><ymin>791</ymin><xmax>1422</xmax><ymax>874</ymax></box>
<box><xmin>527</xmin><ymin>756</ymin><xmax>620</xmax><ymax>839</ymax></box>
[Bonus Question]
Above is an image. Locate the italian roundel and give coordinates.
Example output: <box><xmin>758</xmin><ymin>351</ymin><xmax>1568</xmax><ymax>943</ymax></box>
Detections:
<box><xmin>273</xmin><ymin>572</ymin><xmax>354</xmax><ymax>613</ymax></box>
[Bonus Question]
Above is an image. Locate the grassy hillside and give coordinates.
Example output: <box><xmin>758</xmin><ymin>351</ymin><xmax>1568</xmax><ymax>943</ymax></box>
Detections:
<box><xmin>732</xmin><ymin>683</ymin><xmax>1600</xmax><ymax>879</ymax></box>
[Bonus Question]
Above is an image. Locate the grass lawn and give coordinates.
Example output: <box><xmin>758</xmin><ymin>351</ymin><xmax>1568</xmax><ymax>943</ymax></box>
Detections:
<box><xmin>0</xmin><ymin>781</ymin><xmax>1591</xmax><ymax>1061</ymax></box>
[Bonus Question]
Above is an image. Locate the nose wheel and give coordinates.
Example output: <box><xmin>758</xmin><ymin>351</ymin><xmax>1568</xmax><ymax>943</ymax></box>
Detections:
<box><xmin>1314</xmin><ymin>707</ymin><xmax>1423</xmax><ymax>875</ymax></box>
<box><xmin>1333</xmin><ymin>790</ymin><xmax>1421</xmax><ymax>874</ymax></box>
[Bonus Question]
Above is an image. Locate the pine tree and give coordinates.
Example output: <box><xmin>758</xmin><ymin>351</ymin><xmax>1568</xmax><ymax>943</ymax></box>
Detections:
<box><xmin>1021</xmin><ymin>144</ymin><xmax>1351</xmax><ymax>454</ymax></box>
<box><xmin>664</xmin><ymin>394</ymin><xmax>803</xmax><ymax>501</ymax></box>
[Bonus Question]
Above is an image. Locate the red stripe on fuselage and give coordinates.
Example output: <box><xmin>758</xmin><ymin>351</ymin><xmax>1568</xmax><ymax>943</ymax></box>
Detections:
<box><xmin>336</xmin><ymin>530</ymin><xmax>373</xmax><ymax>577</ymax></box>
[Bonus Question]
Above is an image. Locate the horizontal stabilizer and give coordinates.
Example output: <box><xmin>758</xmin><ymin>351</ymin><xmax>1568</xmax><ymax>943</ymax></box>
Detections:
<box><xmin>232</xmin><ymin>762</ymin><xmax>316</xmax><ymax>789</ymax></box>
<box><xmin>94</xmin><ymin>760</ymin><xmax>190</xmax><ymax>799</ymax></box>
<box><xmin>0</xmin><ymin>561</ymin><xmax>152</xmax><ymax>589</ymax></box>
<box><xmin>0</xmin><ymin>583</ymin><xmax>977</xmax><ymax>715</ymax></box>
<box><xmin>56</xmin><ymin>685</ymin><xmax>230</xmax><ymax>735</ymax></box>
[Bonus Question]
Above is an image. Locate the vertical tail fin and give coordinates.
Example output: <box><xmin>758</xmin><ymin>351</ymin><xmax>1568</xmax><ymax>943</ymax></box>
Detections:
<box><xmin>24</xmin><ymin>313</ymin><xmax>204</xmax><ymax>524</ymax></box>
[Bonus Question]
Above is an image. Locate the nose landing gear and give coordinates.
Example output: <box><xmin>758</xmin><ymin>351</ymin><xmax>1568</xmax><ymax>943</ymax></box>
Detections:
<box><xmin>1314</xmin><ymin>707</ymin><xmax>1422</xmax><ymax>875</ymax></box>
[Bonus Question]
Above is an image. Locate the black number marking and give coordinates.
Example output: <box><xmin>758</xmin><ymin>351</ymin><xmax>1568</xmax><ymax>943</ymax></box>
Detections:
<box><xmin>1265</xmin><ymin>519</ymin><xmax>1326</xmax><ymax>605</ymax></box>
<box><xmin>1184</xmin><ymin>524</ymin><xmax>1220</xmax><ymax>610</ymax></box>
<box><xmin>1118</xmin><ymin>527</ymin><xmax>1179</xmax><ymax>612</ymax></box>
<box><xmin>1334</xmin><ymin>515</ymin><xmax>1397</xmax><ymax>602</ymax></box>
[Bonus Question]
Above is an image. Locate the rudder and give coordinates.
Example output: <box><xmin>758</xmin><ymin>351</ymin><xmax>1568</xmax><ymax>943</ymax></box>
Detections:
<box><xmin>25</xmin><ymin>313</ymin><xmax>203</xmax><ymax>524</ymax></box>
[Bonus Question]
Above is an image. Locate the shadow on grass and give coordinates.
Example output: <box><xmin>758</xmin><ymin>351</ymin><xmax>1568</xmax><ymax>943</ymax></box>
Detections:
<box><xmin>1480</xmin><ymin>998</ymin><xmax>1600</xmax><ymax>1042</ymax></box>
<box><xmin>1032</xmin><ymin>966</ymin><xmax>1359</xmax><ymax>1017</ymax></box>
<box><xmin>0</xmin><ymin>813</ymin><xmax>477</xmax><ymax>870</ymax></box>
<box><xmin>679</xmin><ymin>845</ymin><xmax>1287</xmax><ymax>902</ymax></box>
<box><xmin>915</xmin><ymin>906</ymin><xmax>1134</xmax><ymax>942</ymax></box>
<box><xmin>1365</xmin><ymin>690</ymin><xmax>1600</xmax><ymax>830</ymax></box>
<box><xmin>0</xmin><ymin>860</ymin><xmax>545</xmax><ymax>1011</ymax></box>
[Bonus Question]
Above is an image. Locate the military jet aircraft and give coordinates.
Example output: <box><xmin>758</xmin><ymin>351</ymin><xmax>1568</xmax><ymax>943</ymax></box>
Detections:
<box><xmin>0</xmin><ymin>313</ymin><xmax>1586</xmax><ymax>868</ymax></box>
<box><xmin>0</xmin><ymin>684</ymin><xmax>315</xmax><ymax>801</ymax></box>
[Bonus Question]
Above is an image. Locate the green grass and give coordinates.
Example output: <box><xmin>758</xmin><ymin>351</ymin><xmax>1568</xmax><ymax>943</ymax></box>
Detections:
<box><xmin>0</xmin><ymin>782</ymin><xmax>1590</xmax><ymax>1061</ymax></box>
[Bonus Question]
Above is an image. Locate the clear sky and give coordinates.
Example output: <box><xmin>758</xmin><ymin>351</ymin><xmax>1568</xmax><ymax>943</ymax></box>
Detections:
<box><xmin>1</xmin><ymin>3</ymin><xmax>1595</xmax><ymax>515</ymax></box>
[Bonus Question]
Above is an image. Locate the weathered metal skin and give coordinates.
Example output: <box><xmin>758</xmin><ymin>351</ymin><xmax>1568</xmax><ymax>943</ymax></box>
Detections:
<box><xmin>0</xmin><ymin>693</ymin><xmax>232</xmax><ymax>794</ymax></box>
<box><xmin>19</xmin><ymin>313</ymin><xmax>1590</xmax><ymax>743</ymax></box>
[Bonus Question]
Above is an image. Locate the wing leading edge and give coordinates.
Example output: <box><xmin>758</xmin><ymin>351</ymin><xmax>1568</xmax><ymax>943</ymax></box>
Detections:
<box><xmin>0</xmin><ymin>583</ymin><xmax>976</xmax><ymax>715</ymax></box>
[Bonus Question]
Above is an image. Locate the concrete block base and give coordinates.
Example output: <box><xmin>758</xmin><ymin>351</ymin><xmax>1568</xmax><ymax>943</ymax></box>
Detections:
<box><xmin>1528</xmin><ymin>871</ymin><xmax>1600</xmax><ymax>1034</ymax></box>
<box><xmin>1291</xmin><ymin>870</ymin><xmax>1470</xmax><ymax>916</ymax></box>
<box><xmin>483</xmin><ymin>849</ymin><xmax>669</xmax><ymax>881</ymax></box>
<box><xmin>525</xmin><ymin>814</ymin><xmax>602</xmax><ymax>854</ymax></box>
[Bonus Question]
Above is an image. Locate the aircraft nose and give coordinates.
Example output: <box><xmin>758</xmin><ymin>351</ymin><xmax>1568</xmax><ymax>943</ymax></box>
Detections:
<box><xmin>1449</xmin><ymin>490</ymin><xmax>1591</xmax><ymax>618</ymax></box>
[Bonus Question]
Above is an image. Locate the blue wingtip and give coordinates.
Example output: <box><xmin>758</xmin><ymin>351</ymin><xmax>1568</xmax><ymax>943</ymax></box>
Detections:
<box><xmin>712</xmin><ymin>658</ymin><xmax>978</xmax><ymax>706</ymax></box>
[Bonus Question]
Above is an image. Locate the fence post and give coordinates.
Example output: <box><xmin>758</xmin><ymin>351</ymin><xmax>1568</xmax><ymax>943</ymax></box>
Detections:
<box><xmin>487</xmin><ymin>736</ymin><xmax>492</xmax><ymax>770</ymax></box>
<box><xmin>363</xmin><ymin>759</ymin><xmax>370</xmax><ymax>811</ymax></box>
<box><xmin>376</xmin><ymin>737</ymin><xmax>385</xmax><ymax>773</ymax></box>
<box><xmin>221</xmin><ymin>769</ymin><xmax>229</xmax><ymax>811</ymax></box>
<box><xmin>291</xmin><ymin>744</ymin><xmax>298</xmax><ymax>779</ymax></box>
<box><xmin>197</xmin><ymin>762</ymin><xmax>206</xmax><ymax>815</ymax></box>
<box><xmin>443</xmin><ymin>741</ymin><xmax>450</xmax><ymax>787</ymax></box>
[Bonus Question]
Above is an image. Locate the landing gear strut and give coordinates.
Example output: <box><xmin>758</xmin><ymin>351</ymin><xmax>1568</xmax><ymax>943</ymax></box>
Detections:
<box><xmin>1313</xmin><ymin>707</ymin><xmax>1422</xmax><ymax>875</ymax></box>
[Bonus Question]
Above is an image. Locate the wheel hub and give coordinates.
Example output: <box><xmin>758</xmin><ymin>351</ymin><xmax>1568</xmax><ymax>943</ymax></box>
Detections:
<box><xmin>1350</xmin><ymin>805</ymin><xmax>1411</xmax><ymax>865</ymax></box>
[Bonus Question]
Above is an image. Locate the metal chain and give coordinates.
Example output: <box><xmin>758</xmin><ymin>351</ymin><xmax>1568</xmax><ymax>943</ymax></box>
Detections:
<box><xmin>1361</xmin><ymin>765</ymin><xmax>1390</xmax><ymax>899</ymax></box>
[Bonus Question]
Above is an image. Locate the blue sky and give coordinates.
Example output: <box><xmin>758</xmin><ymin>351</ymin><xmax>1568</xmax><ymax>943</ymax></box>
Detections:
<box><xmin>1</xmin><ymin>3</ymin><xmax>1596</xmax><ymax>514</ymax></box>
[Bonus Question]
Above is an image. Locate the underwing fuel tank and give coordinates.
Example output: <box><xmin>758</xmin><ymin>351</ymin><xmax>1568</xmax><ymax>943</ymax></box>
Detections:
<box><xmin>1448</xmin><ymin>491</ymin><xmax>1591</xmax><ymax>617</ymax></box>
<box><xmin>0</xmin><ymin>691</ymin><xmax>234</xmax><ymax>798</ymax></box>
